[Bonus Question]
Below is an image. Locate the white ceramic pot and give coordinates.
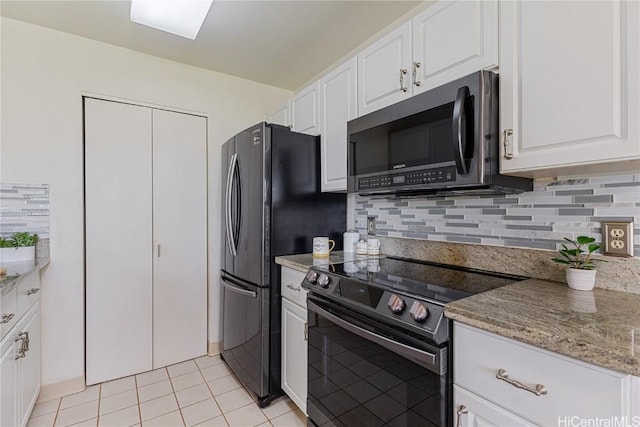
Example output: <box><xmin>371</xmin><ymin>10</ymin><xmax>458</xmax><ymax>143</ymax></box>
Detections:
<box><xmin>0</xmin><ymin>246</ymin><xmax>36</xmax><ymax>263</ymax></box>
<box><xmin>565</xmin><ymin>268</ymin><xmax>597</xmax><ymax>291</ymax></box>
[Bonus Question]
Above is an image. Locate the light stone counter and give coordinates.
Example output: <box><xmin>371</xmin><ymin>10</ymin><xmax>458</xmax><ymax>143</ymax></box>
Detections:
<box><xmin>445</xmin><ymin>279</ymin><xmax>640</xmax><ymax>376</ymax></box>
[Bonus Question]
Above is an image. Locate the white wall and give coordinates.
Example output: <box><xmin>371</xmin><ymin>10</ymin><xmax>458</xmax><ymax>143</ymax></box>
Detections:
<box><xmin>0</xmin><ymin>17</ymin><xmax>292</xmax><ymax>389</ymax></box>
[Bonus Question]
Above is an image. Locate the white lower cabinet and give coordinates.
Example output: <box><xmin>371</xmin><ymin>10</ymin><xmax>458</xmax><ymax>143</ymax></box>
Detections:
<box><xmin>454</xmin><ymin>322</ymin><xmax>640</xmax><ymax>425</ymax></box>
<box><xmin>454</xmin><ymin>385</ymin><xmax>533</xmax><ymax>427</ymax></box>
<box><xmin>0</xmin><ymin>273</ymin><xmax>41</xmax><ymax>427</ymax></box>
<box><xmin>280</xmin><ymin>267</ymin><xmax>307</xmax><ymax>414</ymax></box>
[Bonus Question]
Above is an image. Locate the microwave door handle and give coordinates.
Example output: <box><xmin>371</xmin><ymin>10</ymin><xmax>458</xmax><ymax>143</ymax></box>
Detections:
<box><xmin>452</xmin><ymin>85</ymin><xmax>471</xmax><ymax>175</ymax></box>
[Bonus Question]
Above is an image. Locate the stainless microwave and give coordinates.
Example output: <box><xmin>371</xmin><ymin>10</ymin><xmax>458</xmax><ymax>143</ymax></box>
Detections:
<box><xmin>347</xmin><ymin>71</ymin><xmax>532</xmax><ymax>196</ymax></box>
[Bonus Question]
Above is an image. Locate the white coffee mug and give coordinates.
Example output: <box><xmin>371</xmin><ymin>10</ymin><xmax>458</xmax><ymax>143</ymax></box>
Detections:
<box><xmin>367</xmin><ymin>239</ymin><xmax>381</xmax><ymax>255</ymax></box>
<box><xmin>355</xmin><ymin>240</ymin><xmax>368</xmax><ymax>255</ymax></box>
<box><xmin>313</xmin><ymin>236</ymin><xmax>335</xmax><ymax>258</ymax></box>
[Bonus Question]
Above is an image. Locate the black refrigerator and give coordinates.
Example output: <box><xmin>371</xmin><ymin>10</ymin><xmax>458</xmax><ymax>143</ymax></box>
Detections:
<box><xmin>220</xmin><ymin>122</ymin><xmax>346</xmax><ymax>407</ymax></box>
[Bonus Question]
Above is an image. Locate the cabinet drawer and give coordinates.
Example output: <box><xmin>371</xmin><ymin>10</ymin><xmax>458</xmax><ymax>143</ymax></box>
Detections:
<box><xmin>16</xmin><ymin>271</ymin><xmax>40</xmax><ymax>319</ymax></box>
<box><xmin>454</xmin><ymin>323</ymin><xmax>631</xmax><ymax>425</ymax></box>
<box><xmin>281</xmin><ymin>268</ymin><xmax>307</xmax><ymax>307</ymax></box>
<box><xmin>0</xmin><ymin>285</ymin><xmax>18</xmax><ymax>339</ymax></box>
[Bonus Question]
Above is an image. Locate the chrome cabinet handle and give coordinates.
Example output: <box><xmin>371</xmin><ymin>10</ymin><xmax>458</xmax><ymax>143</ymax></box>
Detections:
<box><xmin>1</xmin><ymin>313</ymin><xmax>15</xmax><ymax>324</ymax></box>
<box><xmin>304</xmin><ymin>322</ymin><xmax>308</xmax><ymax>341</ymax></box>
<box><xmin>399</xmin><ymin>69</ymin><xmax>408</xmax><ymax>92</ymax></box>
<box><xmin>496</xmin><ymin>369</ymin><xmax>547</xmax><ymax>396</ymax></box>
<box><xmin>412</xmin><ymin>62</ymin><xmax>421</xmax><ymax>86</ymax></box>
<box><xmin>455</xmin><ymin>405</ymin><xmax>468</xmax><ymax>427</ymax></box>
<box><xmin>503</xmin><ymin>129</ymin><xmax>514</xmax><ymax>159</ymax></box>
<box><xmin>286</xmin><ymin>284</ymin><xmax>301</xmax><ymax>292</ymax></box>
<box><xmin>27</xmin><ymin>288</ymin><xmax>40</xmax><ymax>296</ymax></box>
<box><xmin>15</xmin><ymin>332</ymin><xmax>27</xmax><ymax>359</ymax></box>
<box><xmin>23</xmin><ymin>331</ymin><xmax>30</xmax><ymax>352</ymax></box>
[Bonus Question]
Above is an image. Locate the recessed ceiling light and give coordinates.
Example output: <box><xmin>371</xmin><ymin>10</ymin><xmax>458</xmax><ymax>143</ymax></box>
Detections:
<box><xmin>130</xmin><ymin>0</ymin><xmax>214</xmax><ymax>40</ymax></box>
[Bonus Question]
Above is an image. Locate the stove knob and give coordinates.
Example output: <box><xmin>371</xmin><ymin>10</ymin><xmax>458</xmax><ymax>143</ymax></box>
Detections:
<box><xmin>305</xmin><ymin>270</ymin><xmax>319</xmax><ymax>284</ymax></box>
<box><xmin>387</xmin><ymin>294</ymin><xmax>406</xmax><ymax>314</ymax></box>
<box><xmin>409</xmin><ymin>302</ymin><xmax>429</xmax><ymax>323</ymax></box>
<box><xmin>317</xmin><ymin>274</ymin><xmax>331</xmax><ymax>288</ymax></box>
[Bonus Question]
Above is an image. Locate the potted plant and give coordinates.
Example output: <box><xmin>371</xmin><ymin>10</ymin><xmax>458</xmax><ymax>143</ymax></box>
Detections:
<box><xmin>552</xmin><ymin>236</ymin><xmax>605</xmax><ymax>291</ymax></box>
<box><xmin>0</xmin><ymin>232</ymin><xmax>39</xmax><ymax>263</ymax></box>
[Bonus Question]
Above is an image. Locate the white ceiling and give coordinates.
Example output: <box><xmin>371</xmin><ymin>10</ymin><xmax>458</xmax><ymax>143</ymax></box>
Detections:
<box><xmin>0</xmin><ymin>0</ymin><xmax>424</xmax><ymax>90</ymax></box>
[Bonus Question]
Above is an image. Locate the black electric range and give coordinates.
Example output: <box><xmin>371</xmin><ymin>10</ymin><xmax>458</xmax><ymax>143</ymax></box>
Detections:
<box><xmin>302</xmin><ymin>256</ymin><xmax>524</xmax><ymax>344</ymax></box>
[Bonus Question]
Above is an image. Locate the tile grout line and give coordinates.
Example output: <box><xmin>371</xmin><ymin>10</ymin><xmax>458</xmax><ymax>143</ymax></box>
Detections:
<box><xmin>199</xmin><ymin>359</ymin><xmax>234</xmax><ymax>427</ymax></box>
<box><xmin>95</xmin><ymin>384</ymin><xmax>102</xmax><ymax>427</ymax></box>
<box><xmin>134</xmin><ymin>372</ymin><xmax>143</xmax><ymax>427</ymax></box>
<box><xmin>166</xmin><ymin>367</ymin><xmax>188</xmax><ymax>427</ymax></box>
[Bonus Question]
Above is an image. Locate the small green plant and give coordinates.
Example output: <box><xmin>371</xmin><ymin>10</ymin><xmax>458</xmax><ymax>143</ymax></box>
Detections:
<box><xmin>0</xmin><ymin>237</ymin><xmax>14</xmax><ymax>248</ymax></box>
<box><xmin>552</xmin><ymin>236</ymin><xmax>605</xmax><ymax>270</ymax></box>
<box><xmin>0</xmin><ymin>232</ymin><xmax>40</xmax><ymax>247</ymax></box>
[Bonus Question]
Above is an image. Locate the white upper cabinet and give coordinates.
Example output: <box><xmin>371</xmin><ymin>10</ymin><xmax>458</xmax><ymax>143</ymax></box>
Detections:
<box><xmin>499</xmin><ymin>0</ymin><xmax>640</xmax><ymax>177</ymax></box>
<box><xmin>358</xmin><ymin>21</ymin><xmax>413</xmax><ymax>116</ymax></box>
<box><xmin>319</xmin><ymin>57</ymin><xmax>357</xmax><ymax>192</ymax></box>
<box><xmin>268</xmin><ymin>101</ymin><xmax>291</xmax><ymax>128</ymax></box>
<box><xmin>291</xmin><ymin>82</ymin><xmax>320</xmax><ymax>135</ymax></box>
<box><xmin>412</xmin><ymin>0</ymin><xmax>498</xmax><ymax>94</ymax></box>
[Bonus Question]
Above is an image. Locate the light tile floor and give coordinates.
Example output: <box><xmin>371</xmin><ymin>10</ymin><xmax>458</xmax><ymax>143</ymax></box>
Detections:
<box><xmin>27</xmin><ymin>355</ymin><xmax>306</xmax><ymax>427</ymax></box>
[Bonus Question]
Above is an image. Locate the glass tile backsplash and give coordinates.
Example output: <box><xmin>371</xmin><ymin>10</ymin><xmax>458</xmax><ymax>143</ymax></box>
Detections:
<box><xmin>0</xmin><ymin>183</ymin><xmax>50</xmax><ymax>238</ymax></box>
<box><xmin>354</xmin><ymin>173</ymin><xmax>640</xmax><ymax>256</ymax></box>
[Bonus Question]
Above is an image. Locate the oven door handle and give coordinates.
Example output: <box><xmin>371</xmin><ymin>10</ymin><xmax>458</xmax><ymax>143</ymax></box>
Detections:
<box><xmin>308</xmin><ymin>300</ymin><xmax>445</xmax><ymax>375</ymax></box>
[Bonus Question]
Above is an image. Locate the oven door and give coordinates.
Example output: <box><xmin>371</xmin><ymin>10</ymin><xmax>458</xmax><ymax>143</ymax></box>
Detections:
<box><xmin>307</xmin><ymin>297</ymin><xmax>450</xmax><ymax>427</ymax></box>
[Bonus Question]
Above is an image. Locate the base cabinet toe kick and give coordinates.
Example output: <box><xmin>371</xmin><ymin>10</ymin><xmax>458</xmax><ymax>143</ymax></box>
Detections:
<box><xmin>453</xmin><ymin>322</ymin><xmax>640</xmax><ymax>426</ymax></box>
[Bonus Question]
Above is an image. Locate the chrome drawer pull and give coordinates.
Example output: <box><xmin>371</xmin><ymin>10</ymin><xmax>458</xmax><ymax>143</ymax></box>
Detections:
<box><xmin>456</xmin><ymin>405</ymin><xmax>468</xmax><ymax>427</ymax></box>
<box><xmin>27</xmin><ymin>288</ymin><xmax>40</xmax><ymax>296</ymax></box>
<box><xmin>399</xmin><ymin>68</ymin><xmax>408</xmax><ymax>92</ymax></box>
<box><xmin>503</xmin><ymin>129</ymin><xmax>514</xmax><ymax>159</ymax></box>
<box><xmin>286</xmin><ymin>284</ymin><xmax>301</xmax><ymax>292</ymax></box>
<box><xmin>496</xmin><ymin>369</ymin><xmax>547</xmax><ymax>396</ymax></box>
<box><xmin>1</xmin><ymin>313</ymin><xmax>15</xmax><ymax>324</ymax></box>
<box><xmin>15</xmin><ymin>332</ymin><xmax>27</xmax><ymax>359</ymax></box>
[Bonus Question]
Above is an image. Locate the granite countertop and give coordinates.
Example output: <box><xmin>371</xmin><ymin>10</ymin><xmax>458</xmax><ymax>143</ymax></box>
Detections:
<box><xmin>275</xmin><ymin>251</ymin><xmax>384</xmax><ymax>272</ymax></box>
<box><xmin>445</xmin><ymin>278</ymin><xmax>640</xmax><ymax>377</ymax></box>
<box><xmin>0</xmin><ymin>257</ymin><xmax>50</xmax><ymax>291</ymax></box>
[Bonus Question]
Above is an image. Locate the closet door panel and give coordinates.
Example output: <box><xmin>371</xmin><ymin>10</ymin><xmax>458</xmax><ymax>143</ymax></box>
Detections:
<box><xmin>152</xmin><ymin>109</ymin><xmax>208</xmax><ymax>368</ymax></box>
<box><xmin>85</xmin><ymin>98</ymin><xmax>153</xmax><ymax>384</ymax></box>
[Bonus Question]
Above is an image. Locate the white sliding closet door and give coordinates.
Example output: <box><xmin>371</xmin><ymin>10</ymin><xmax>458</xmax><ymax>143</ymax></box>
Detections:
<box><xmin>152</xmin><ymin>109</ymin><xmax>207</xmax><ymax>367</ymax></box>
<box><xmin>85</xmin><ymin>98</ymin><xmax>153</xmax><ymax>385</ymax></box>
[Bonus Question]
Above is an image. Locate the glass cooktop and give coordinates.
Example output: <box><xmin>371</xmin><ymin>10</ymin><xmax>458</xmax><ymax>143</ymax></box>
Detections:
<box><xmin>313</xmin><ymin>256</ymin><xmax>525</xmax><ymax>305</ymax></box>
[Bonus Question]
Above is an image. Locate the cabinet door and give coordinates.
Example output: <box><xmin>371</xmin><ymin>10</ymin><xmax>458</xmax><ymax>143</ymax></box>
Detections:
<box><xmin>281</xmin><ymin>298</ymin><xmax>307</xmax><ymax>414</ymax></box>
<box><xmin>18</xmin><ymin>303</ymin><xmax>40</xmax><ymax>427</ymax></box>
<box><xmin>500</xmin><ymin>1</ymin><xmax>640</xmax><ymax>176</ymax></box>
<box><xmin>412</xmin><ymin>0</ymin><xmax>497</xmax><ymax>94</ymax></box>
<box><xmin>319</xmin><ymin>57</ymin><xmax>357</xmax><ymax>192</ymax></box>
<box><xmin>0</xmin><ymin>330</ymin><xmax>17</xmax><ymax>427</ymax></box>
<box><xmin>268</xmin><ymin>101</ymin><xmax>291</xmax><ymax>128</ymax></box>
<box><xmin>85</xmin><ymin>98</ymin><xmax>154</xmax><ymax>384</ymax></box>
<box><xmin>291</xmin><ymin>83</ymin><xmax>320</xmax><ymax>135</ymax></box>
<box><xmin>454</xmin><ymin>385</ymin><xmax>534</xmax><ymax>427</ymax></box>
<box><xmin>358</xmin><ymin>21</ymin><xmax>412</xmax><ymax>115</ymax></box>
<box><xmin>152</xmin><ymin>109</ymin><xmax>208</xmax><ymax>368</ymax></box>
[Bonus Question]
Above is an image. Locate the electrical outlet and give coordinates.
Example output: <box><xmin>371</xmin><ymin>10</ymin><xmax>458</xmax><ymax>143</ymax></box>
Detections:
<box><xmin>601</xmin><ymin>221</ymin><xmax>634</xmax><ymax>257</ymax></box>
<box><xmin>367</xmin><ymin>216</ymin><xmax>376</xmax><ymax>235</ymax></box>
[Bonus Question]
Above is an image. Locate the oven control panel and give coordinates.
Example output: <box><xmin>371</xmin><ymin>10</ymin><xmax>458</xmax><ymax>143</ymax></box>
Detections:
<box><xmin>303</xmin><ymin>268</ymin><xmax>447</xmax><ymax>342</ymax></box>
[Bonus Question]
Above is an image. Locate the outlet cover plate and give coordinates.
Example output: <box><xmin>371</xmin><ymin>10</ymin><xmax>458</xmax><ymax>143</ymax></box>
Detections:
<box><xmin>602</xmin><ymin>221</ymin><xmax>634</xmax><ymax>257</ymax></box>
<box><xmin>367</xmin><ymin>216</ymin><xmax>376</xmax><ymax>235</ymax></box>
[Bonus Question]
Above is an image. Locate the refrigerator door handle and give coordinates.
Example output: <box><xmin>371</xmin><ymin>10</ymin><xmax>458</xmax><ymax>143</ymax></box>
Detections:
<box><xmin>222</xmin><ymin>280</ymin><xmax>257</xmax><ymax>298</ymax></box>
<box><xmin>225</xmin><ymin>153</ymin><xmax>238</xmax><ymax>256</ymax></box>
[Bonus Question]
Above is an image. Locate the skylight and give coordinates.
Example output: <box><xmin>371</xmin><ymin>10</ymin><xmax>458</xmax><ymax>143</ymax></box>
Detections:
<box><xmin>130</xmin><ymin>0</ymin><xmax>214</xmax><ymax>40</ymax></box>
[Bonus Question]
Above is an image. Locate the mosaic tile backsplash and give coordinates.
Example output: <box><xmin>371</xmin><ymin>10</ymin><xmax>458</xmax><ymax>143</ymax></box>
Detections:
<box><xmin>354</xmin><ymin>173</ymin><xmax>640</xmax><ymax>256</ymax></box>
<box><xmin>0</xmin><ymin>183</ymin><xmax>50</xmax><ymax>238</ymax></box>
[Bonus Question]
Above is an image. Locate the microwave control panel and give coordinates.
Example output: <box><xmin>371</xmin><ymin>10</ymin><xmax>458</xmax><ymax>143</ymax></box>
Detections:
<box><xmin>358</xmin><ymin>166</ymin><xmax>456</xmax><ymax>190</ymax></box>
